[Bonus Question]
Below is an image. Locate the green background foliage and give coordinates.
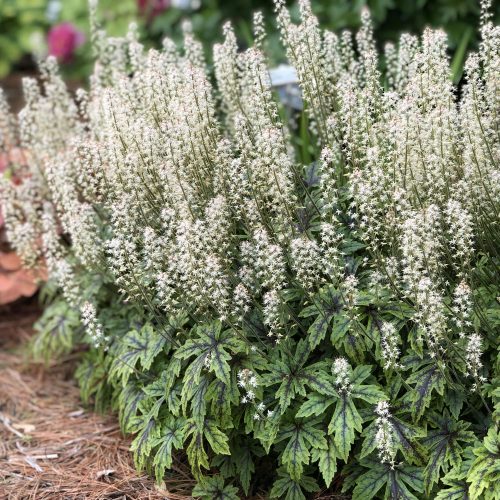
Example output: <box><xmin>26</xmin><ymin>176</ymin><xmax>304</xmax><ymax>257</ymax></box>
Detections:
<box><xmin>1</xmin><ymin>0</ymin><xmax>500</xmax><ymax>79</ymax></box>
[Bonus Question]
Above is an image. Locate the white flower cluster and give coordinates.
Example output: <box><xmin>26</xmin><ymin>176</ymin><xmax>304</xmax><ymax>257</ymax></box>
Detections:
<box><xmin>80</xmin><ymin>301</ymin><xmax>108</xmax><ymax>348</ymax></box>
<box><xmin>0</xmin><ymin>0</ymin><xmax>496</xmax><ymax>386</ymax></box>
<box><xmin>238</xmin><ymin>368</ymin><xmax>272</xmax><ymax>420</ymax></box>
<box><xmin>238</xmin><ymin>368</ymin><xmax>258</xmax><ymax>403</ymax></box>
<box><xmin>465</xmin><ymin>334</ymin><xmax>486</xmax><ymax>390</ymax></box>
<box><xmin>374</xmin><ymin>401</ymin><xmax>396</xmax><ymax>468</ymax></box>
<box><xmin>380</xmin><ymin>322</ymin><xmax>402</xmax><ymax>370</ymax></box>
<box><xmin>333</xmin><ymin>357</ymin><xmax>352</xmax><ymax>395</ymax></box>
<box><xmin>452</xmin><ymin>281</ymin><xmax>473</xmax><ymax>334</ymax></box>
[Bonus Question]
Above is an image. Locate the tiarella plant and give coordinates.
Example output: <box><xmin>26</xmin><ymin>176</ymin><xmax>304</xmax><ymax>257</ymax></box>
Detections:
<box><xmin>1</xmin><ymin>0</ymin><xmax>499</xmax><ymax>498</ymax></box>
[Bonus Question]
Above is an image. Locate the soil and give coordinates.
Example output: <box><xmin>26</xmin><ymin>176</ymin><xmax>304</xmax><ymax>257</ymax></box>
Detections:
<box><xmin>0</xmin><ymin>297</ymin><xmax>193</xmax><ymax>500</ymax></box>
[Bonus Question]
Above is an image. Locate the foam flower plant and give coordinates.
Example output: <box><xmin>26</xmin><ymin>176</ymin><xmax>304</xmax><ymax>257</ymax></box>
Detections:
<box><xmin>1</xmin><ymin>0</ymin><xmax>499</xmax><ymax>498</ymax></box>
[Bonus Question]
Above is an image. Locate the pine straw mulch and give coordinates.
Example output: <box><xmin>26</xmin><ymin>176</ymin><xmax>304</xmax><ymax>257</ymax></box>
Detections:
<box><xmin>0</xmin><ymin>299</ymin><xmax>194</xmax><ymax>500</ymax></box>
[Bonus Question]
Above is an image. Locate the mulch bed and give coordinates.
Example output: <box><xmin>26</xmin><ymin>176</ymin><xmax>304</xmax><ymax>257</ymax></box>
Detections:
<box><xmin>0</xmin><ymin>299</ymin><xmax>194</xmax><ymax>499</ymax></box>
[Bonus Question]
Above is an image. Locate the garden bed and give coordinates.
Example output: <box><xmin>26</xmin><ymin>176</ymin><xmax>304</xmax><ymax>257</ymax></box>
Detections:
<box><xmin>0</xmin><ymin>300</ymin><xmax>194</xmax><ymax>500</ymax></box>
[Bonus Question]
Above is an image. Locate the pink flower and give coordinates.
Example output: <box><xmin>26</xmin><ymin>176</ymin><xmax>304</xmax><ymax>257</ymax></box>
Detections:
<box><xmin>47</xmin><ymin>22</ymin><xmax>85</xmax><ymax>63</ymax></box>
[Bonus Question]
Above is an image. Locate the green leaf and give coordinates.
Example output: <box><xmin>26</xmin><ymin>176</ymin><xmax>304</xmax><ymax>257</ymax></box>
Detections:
<box><xmin>352</xmin><ymin>462</ymin><xmax>424</xmax><ymax>500</ymax></box>
<box><xmin>435</xmin><ymin>451</ymin><xmax>474</xmax><ymax>500</ymax></box>
<box><xmin>330</xmin><ymin>313</ymin><xmax>351</xmax><ymax>344</ymax></box>
<box><xmin>204</xmin><ymin>419</ymin><xmax>231</xmax><ymax>455</ymax></box>
<box><xmin>351</xmin><ymin>383</ymin><xmax>386</xmax><ymax>404</ymax></box>
<box><xmin>75</xmin><ymin>351</ymin><xmax>107</xmax><ymax>404</ymax></box>
<box><xmin>232</xmin><ymin>444</ymin><xmax>255</xmax><ymax>496</ymax></box>
<box><xmin>270</xmin><ymin>469</ymin><xmax>320</xmax><ymax>500</ymax></box>
<box><xmin>311</xmin><ymin>434</ymin><xmax>338</xmax><ymax>487</ymax></box>
<box><xmin>352</xmin><ymin>462</ymin><xmax>388</xmax><ymax>499</ymax></box>
<box><xmin>435</xmin><ymin>480</ymin><xmax>469</xmax><ymax>500</ymax></box>
<box><xmin>328</xmin><ymin>394</ymin><xmax>363</xmax><ymax>462</ymax></box>
<box><xmin>446</xmin><ymin>388</ymin><xmax>466</xmax><ymax>421</ymax></box>
<box><xmin>307</xmin><ymin>313</ymin><xmax>332</xmax><ymax>348</ymax></box>
<box><xmin>192</xmin><ymin>475</ymin><xmax>239</xmax><ymax>500</ymax></box>
<box><xmin>130</xmin><ymin>415</ymin><xmax>161</xmax><ymax>471</ymax></box>
<box><xmin>109</xmin><ymin>323</ymin><xmax>167</xmax><ymax>385</ymax></box>
<box><xmin>176</xmin><ymin>322</ymin><xmax>244</xmax><ymax>386</ymax></box>
<box><xmin>152</xmin><ymin>418</ymin><xmax>185</xmax><ymax>483</ymax></box>
<box><xmin>281</xmin><ymin>426</ymin><xmax>310</xmax><ymax>480</ymax></box>
<box><xmin>140</xmin><ymin>323</ymin><xmax>167</xmax><ymax>369</ymax></box>
<box><xmin>406</xmin><ymin>362</ymin><xmax>446</xmax><ymax>421</ymax></box>
<box><xmin>351</xmin><ymin>365</ymin><xmax>373</xmax><ymax>385</ymax></box>
<box><xmin>207</xmin><ymin>378</ymin><xmax>238</xmax><ymax>429</ymax></box>
<box><xmin>184</xmin><ymin>422</ymin><xmax>210</xmax><ymax>477</ymax></box>
<box><xmin>296</xmin><ymin>393</ymin><xmax>335</xmax><ymax>418</ymax></box>
<box><xmin>118</xmin><ymin>382</ymin><xmax>146</xmax><ymax>433</ymax></box>
<box><xmin>467</xmin><ymin>428</ymin><xmax>500</xmax><ymax>499</ymax></box>
<box><xmin>422</xmin><ymin>414</ymin><xmax>474</xmax><ymax>494</ymax></box>
<box><xmin>301</xmin><ymin>368</ymin><xmax>337</xmax><ymax>396</ymax></box>
<box><xmin>186</xmin><ymin>376</ymin><xmax>209</xmax><ymax>425</ymax></box>
<box><xmin>390</xmin><ymin>415</ymin><xmax>427</xmax><ymax>465</ymax></box>
<box><xmin>32</xmin><ymin>300</ymin><xmax>81</xmax><ymax>362</ymax></box>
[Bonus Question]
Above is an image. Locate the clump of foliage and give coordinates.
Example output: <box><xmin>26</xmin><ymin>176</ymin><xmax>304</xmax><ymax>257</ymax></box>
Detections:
<box><xmin>1</xmin><ymin>0</ymin><xmax>499</xmax><ymax>498</ymax></box>
<box><xmin>0</xmin><ymin>0</ymin><xmax>47</xmax><ymax>77</ymax></box>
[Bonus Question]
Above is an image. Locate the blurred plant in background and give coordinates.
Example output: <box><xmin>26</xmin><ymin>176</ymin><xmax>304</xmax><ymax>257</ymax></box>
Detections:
<box><xmin>0</xmin><ymin>0</ymin><xmax>137</xmax><ymax>78</ymax></box>
<box><xmin>1</xmin><ymin>0</ymin><xmax>499</xmax><ymax>82</ymax></box>
<box><xmin>0</xmin><ymin>0</ymin><xmax>47</xmax><ymax>77</ymax></box>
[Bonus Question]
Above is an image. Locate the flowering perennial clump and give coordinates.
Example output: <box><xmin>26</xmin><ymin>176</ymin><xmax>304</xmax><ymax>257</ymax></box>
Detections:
<box><xmin>1</xmin><ymin>0</ymin><xmax>499</xmax><ymax>498</ymax></box>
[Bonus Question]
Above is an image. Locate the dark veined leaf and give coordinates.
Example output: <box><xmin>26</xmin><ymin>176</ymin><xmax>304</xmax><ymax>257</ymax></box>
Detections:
<box><xmin>435</xmin><ymin>448</ymin><xmax>475</xmax><ymax>500</ymax></box>
<box><xmin>422</xmin><ymin>413</ymin><xmax>474</xmax><ymax>494</ymax></box>
<box><xmin>184</xmin><ymin>419</ymin><xmax>230</xmax><ymax>478</ymax></box>
<box><xmin>207</xmin><ymin>377</ymin><xmax>239</xmax><ymax>429</ymax></box>
<box><xmin>166</xmin><ymin>384</ymin><xmax>181</xmax><ymax>416</ymax></box>
<box><xmin>344</xmin><ymin>329</ymin><xmax>368</xmax><ymax>363</ymax></box>
<box><xmin>118</xmin><ymin>382</ymin><xmax>146</xmax><ymax>433</ymax></box>
<box><xmin>152</xmin><ymin>417</ymin><xmax>186</xmax><ymax>483</ymax></box>
<box><xmin>129</xmin><ymin>394</ymin><xmax>166</xmax><ymax>469</ymax></box>
<box><xmin>277</xmin><ymin>419</ymin><xmax>327</xmax><ymax>480</ymax></box>
<box><xmin>109</xmin><ymin>322</ymin><xmax>167</xmax><ymax>385</ymax></box>
<box><xmin>307</xmin><ymin>314</ymin><xmax>330</xmax><ymax>349</ymax></box>
<box><xmin>271</xmin><ymin>341</ymin><xmax>336</xmax><ymax>414</ymax></box>
<box><xmin>301</xmin><ymin>287</ymin><xmax>343</xmax><ymax>348</ymax></box>
<box><xmin>446</xmin><ymin>388</ymin><xmax>466</xmax><ymax>421</ymax></box>
<box><xmin>130</xmin><ymin>415</ymin><xmax>161</xmax><ymax>471</ymax></box>
<box><xmin>311</xmin><ymin>434</ymin><xmax>338</xmax><ymax>487</ymax></box>
<box><xmin>140</xmin><ymin>323</ymin><xmax>167</xmax><ymax>369</ymax></box>
<box><xmin>75</xmin><ymin>351</ymin><xmax>106</xmax><ymax>404</ymax></box>
<box><xmin>175</xmin><ymin>321</ymin><xmax>245</xmax><ymax>386</ymax></box>
<box><xmin>270</xmin><ymin>468</ymin><xmax>320</xmax><ymax>500</ymax></box>
<box><xmin>142</xmin><ymin>358</ymin><xmax>181</xmax><ymax>417</ymax></box>
<box><xmin>435</xmin><ymin>479</ymin><xmax>469</xmax><ymax>500</ymax></box>
<box><xmin>192</xmin><ymin>475</ymin><xmax>239</xmax><ymax>500</ymax></box>
<box><xmin>254</xmin><ymin>412</ymin><xmax>281</xmax><ymax>453</ymax></box>
<box><xmin>296</xmin><ymin>393</ymin><xmax>335</xmax><ymax>418</ymax></box>
<box><xmin>351</xmin><ymin>460</ymin><xmax>424</xmax><ymax>500</ymax></box>
<box><xmin>280</xmin><ymin>426</ymin><xmax>310</xmax><ymax>480</ymax></box>
<box><xmin>406</xmin><ymin>361</ymin><xmax>446</xmax><ymax>421</ymax></box>
<box><xmin>301</xmin><ymin>368</ymin><xmax>337</xmax><ymax>396</ymax></box>
<box><xmin>184</xmin><ymin>422</ymin><xmax>210</xmax><ymax>477</ymax></box>
<box><xmin>32</xmin><ymin>299</ymin><xmax>81</xmax><ymax>362</ymax></box>
<box><xmin>360</xmin><ymin>413</ymin><xmax>427</xmax><ymax>465</ymax></box>
<box><xmin>351</xmin><ymin>365</ymin><xmax>373</xmax><ymax>385</ymax></box>
<box><xmin>183</xmin><ymin>375</ymin><xmax>209</xmax><ymax>425</ymax></box>
<box><xmin>328</xmin><ymin>394</ymin><xmax>363</xmax><ymax>462</ymax></box>
<box><xmin>231</xmin><ymin>444</ymin><xmax>256</xmax><ymax>496</ymax></box>
<box><xmin>467</xmin><ymin>427</ymin><xmax>500</xmax><ymax>499</ymax></box>
<box><xmin>204</xmin><ymin>419</ymin><xmax>231</xmax><ymax>456</ymax></box>
<box><xmin>330</xmin><ymin>313</ymin><xmax>351</xmax><ymax>344</ymax></box>
<box><xmin>351</xmin><ymin>383</ymin><xmax>386</xmax><ymax>404</ymax></box>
